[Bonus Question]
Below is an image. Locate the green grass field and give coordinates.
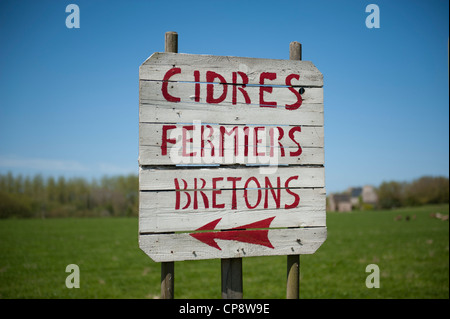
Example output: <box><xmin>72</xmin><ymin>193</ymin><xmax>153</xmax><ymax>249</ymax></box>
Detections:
<box><xmin>0</xmin><ymin>204</ymin><xmax>448</xmax><ymax>299</ymax></box>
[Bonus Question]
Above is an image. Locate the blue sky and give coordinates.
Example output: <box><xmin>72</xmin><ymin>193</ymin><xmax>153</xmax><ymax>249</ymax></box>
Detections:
<box><xmin>0</xmin><ymin>0</ymin><xmax>448</xmax><ymax>193</ymax></box>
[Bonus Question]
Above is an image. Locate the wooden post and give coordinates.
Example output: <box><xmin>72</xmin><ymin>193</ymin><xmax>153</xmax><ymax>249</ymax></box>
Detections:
<box><xmin>161</xmin><ymin>261</ymin><xmax>174</xmax><ymax>299</ymax></box>
<box><xmin>289</xmin><ymin>41</ymin><xmax>302</xmax><ymax>60</ymax></box>
<box><xmin>287</xmin><ymin>255</ymin><xmax>299</xmax><ymax>299</ymax></box>
<box><xmin>165</xmin><ymin>31</ymin><xmax>178</xmax><ymax>54</ymax></box>
<box><xmin>286</xmin><ymin>41</ymin><xmax>301</xmax><ymax>300</ymax></box>
<box><xmin>160</xmin><ymin>31</ymin><xmax>178</xmax><ymax>300</ymax></box>
<box><xmin>221</xmin><ymin>258</ymin><xmax>243</xmax><ymax>299</ymax></box>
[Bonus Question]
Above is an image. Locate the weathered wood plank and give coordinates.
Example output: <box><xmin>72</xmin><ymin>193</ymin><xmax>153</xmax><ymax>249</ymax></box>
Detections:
<box><xmin>139</xmin><ymin>123</ymin><xmax>324</xmax><ymax>166</ymax></box>
<box><xmin>139</xmin><ymin>52</ymin><xmax>324</xmax><ymax>87</ymax></box>
<box><xmin>139</xmin><ymin>166</ymin><xmax>325</xmax><ymax>191</ymax></box>
<box><xmin>139</xmin><ymin>80</ymin><xmax>323</xmax><ymax>107</ymax></box>
<box><xmin>139</xmin><ymin>206</ymin><xmax>326</xmax><ymax>234</ymax></box>
<box><xmin>139</xmin><ymin>227</ymin><xmax>327</xmax><ymax>262</ymax></box>
<box><xmin>139</xmin><ymin>188</ymin><xmax>326</xmax><ymax>233</ymax></box>
<box><xmin>139</xmin><ymin>102</ymin><xmax>323</xmax><ymax>126</ymax></box>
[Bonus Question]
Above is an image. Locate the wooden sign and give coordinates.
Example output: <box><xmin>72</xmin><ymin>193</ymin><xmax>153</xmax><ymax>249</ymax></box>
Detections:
<box><xmin>139</xmin><ymin>52</ymin><xmax>326</xmax><ymax>262</ymax></box>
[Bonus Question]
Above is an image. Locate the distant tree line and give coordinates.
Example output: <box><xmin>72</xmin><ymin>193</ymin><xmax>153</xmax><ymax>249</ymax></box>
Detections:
<box><xmin>0</xmin><ymin>172</ymin><xmax>138</xmax><ymax>218</ymax></box>
<box><xmin>1</xmin><ymin>173</ymin><xmax>448</xmax><ymax>218</ymax></box>
<box><xmin>377</xmin><ymin>176</ymin><xmax>449</xmax><ymax>209</ymax></box>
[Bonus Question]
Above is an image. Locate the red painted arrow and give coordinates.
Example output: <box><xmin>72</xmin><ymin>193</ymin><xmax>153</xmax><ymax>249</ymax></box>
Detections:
<box><xmin>189</xmin><ymin>217</ymin><xmax>275</xmax><ymax>250</ymax></box>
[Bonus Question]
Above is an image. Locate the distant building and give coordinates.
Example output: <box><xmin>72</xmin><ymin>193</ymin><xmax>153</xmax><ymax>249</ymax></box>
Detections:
<box><xmin>328</xmin><ymin>185</ymin><xmax>378</xmax><ymax>212</ymax></box>
<box><xmin>328</xmin><ymin>194</ymin><xmax>352</xmax><ymax>212</ymax></box>
<box><xmin>348</xmin><ymin>187</ymin><xmax>363</xmax><ymax>208</ymax></box>
<box><xmin>362</xmin><ymin>185</ymin><xmax>378</xmax><ymax>205</ymax></box>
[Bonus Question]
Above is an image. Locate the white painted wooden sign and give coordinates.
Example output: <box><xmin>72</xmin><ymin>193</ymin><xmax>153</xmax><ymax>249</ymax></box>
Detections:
<box><xmin>139</xmin><ymin>52</ymin><xmax>326</xmax><ymax>262</ymax></box>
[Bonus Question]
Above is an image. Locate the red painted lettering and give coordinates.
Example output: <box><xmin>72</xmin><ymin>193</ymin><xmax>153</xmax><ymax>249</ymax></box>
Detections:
<box><xmin>220</xmin><ymin>126</ymin><xmax>239</xmax><ymax>156</ymax></box>
<box><xmin>259</xmin><ymin>72</ymin><xmax>277</xmax><ymax>107</ymax></box>
<box><xmin>288</xmin><ymin>127</ymin><xmax>302</xmax><ymax>157</ymax></box>
<box><xmin>161</xmin><ymin>67</ymin><xmax>181</xmax><ymax>102</ymax></box>
<box><xmin>243</xmin><ymin>127</ymin><xmax>250</xmax><ymax>157</ymax></box>
<box><xmin>212</xmin><ymin>177</ymin><xmax>225</xmax><ymax>209</ymax></box>
<box><xmin>232</xmin><ymin>72</ymin><xmax>251</xmax><ymax>105</ymax></box>
<box><xmin>285</xmin><ymin>74</ymin><xmax>302</xmax><ymax>110</ymax></box>
<box><xmin>182</xmin><ymin>125</ymin><xmax>196</xmax><ymax>157</ymax></box>
<box><xmin>161</xmin><ymin>125</ymin><xmax>177</xmax><ymax>156</ymax></box>
<box><xmin>194</xmin><ymin>70</ymin><xmax>200</xmax><ymax>102</ymax></box>
<box><xmin>193</xmin><ymin>178</ymin><xmax>209</xmax><ymax>209</ymax></box>
<box><xmin>173</xmin><ymin>175</ymin><xmax>302</xmax><ymax>210</ymax></box>
<box><xmin>201</xmin><ymin>125</ymin><xmax>215</xmax><ymax>157</ymax></box>
<box><xmin>269</xmin><ymin>127</ymin><xmax>285</xmax><ymax>157</ymax></box>
<box><xmin>264</xmin><ymin>177</ymin><xmax>281</xmax><ymax>209</ymax></box>
<box><xmin>161</xmin><ymin>69</ymin><xmax>305</xmax><ymax>109</ymax></box>
<box><xmin>206</xmin><ymin>71</ymin><xmax>228</xmax><ymax>104</ymax></box>
<box><xmin>284</xmin><ymin>176</ymin><xmax>300</xmax><ymax>209</ymax></box>
<box><xmin>227</xmin><ymin>177</ymin><xmax>242</xmax><ymax>210</ymax></box>
<box><xmin>174</xmin><ymin>178</ymin><xmax>191</xmax><ymax>210</ymax></box>
<box><xmin>254</xmin><ymin>127</ymin><xmax>265</xmax><ymax>156</ymax></box>
<box><xmin>244</xmin><ymin>177</ymin><xmax>262</xmax><ymax>209</ymax></box>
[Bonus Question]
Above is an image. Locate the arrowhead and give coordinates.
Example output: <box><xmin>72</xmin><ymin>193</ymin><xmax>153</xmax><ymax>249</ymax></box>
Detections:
<box><xmin>190</xmin><ymin>232</ymin><xmax>223</xmax><ymax>250</ymax></box>
<box><xmin>189</xmin><ymin>218</ymin><xmax>222</xmax><ymax>250</ymax></box>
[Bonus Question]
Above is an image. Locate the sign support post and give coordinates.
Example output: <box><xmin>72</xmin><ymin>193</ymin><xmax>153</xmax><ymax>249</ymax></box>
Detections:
<box><xmin>286</xmin><ymin>41</ymin><xmax>301</xmax><ymax>300</ymax></box>
<box><xmin>221</xmin><ymin>258</ymin><xmax>243</xmax><ymax>299</ymax></box>
<box><xmin>160</xmin><ymin>31</ymin><xmax>177</xmax><ymax>300</ymax></box>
